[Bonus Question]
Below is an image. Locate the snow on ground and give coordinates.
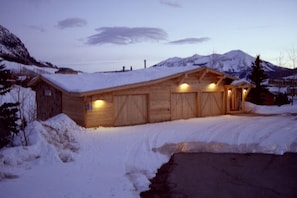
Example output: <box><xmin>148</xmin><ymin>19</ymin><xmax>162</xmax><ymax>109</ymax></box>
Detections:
<box><xmin>3</xmin><ymin>60</ymin><xmax>58</xmax><ymax>74</ymax></box>
<box><xmin>0</xmin><ymin>103</ymin><xmax>297</xmax><ymax>198</ymax></box>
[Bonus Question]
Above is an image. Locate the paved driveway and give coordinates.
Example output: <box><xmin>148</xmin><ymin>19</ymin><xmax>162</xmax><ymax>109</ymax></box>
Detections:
<box><xmin>141</xmin><ymin>152</ymin><xmax>297</xmax><ymax>198</ymax></box>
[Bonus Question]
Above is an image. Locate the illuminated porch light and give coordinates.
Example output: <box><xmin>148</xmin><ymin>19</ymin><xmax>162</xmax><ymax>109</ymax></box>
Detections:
<box><xmin>180</xmin><ymin>83</ymin><xmax>189</xmax><ymax>89</ymax></box>
<box><xmin>228</xmin><ymin>89</ymin><xmax>232</xmax><ymax>95</ymax></box>
<box><xmin>93</xmin><ymin>99</ymin><xmax>105</xmax><ymax>108</ymax></box>
<box><xmin>208</xmin><ymin>83</ymin><xmax>216</xmax><ymax>89</ymax></box>
<box><xmin>243</xmin><ymin>89</ymin><xmax>247</xmax><ymax>94</ymax></box>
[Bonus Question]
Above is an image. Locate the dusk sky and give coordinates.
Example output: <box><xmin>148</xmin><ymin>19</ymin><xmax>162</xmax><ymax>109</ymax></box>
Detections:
<box><xmin>1</xmin><ymin>0</ymin><xmax>296</xmax><ymax>72</ymax></box>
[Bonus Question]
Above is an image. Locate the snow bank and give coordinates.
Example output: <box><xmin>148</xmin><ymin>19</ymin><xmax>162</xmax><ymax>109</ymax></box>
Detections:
<box><xmin>3</xmin><ymin>60</ymin><xmax>57</xmax><ymax>74</ymax></box>
<box><xmin>0</xmin><ymin>114</ymin><xmax>81</xmax><ymax>181</ymax></box>
<box><xmin>38</xmin><ymin>114</ymin><xmax>81</xmax><ymax>162</ymax></box>
<box><xmin>245</xmin><ymin>102</ymin><xmax>297</xmax><ymax>115</ymax></box>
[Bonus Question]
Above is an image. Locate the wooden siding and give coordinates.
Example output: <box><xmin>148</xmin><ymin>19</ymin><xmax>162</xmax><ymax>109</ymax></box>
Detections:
<box><xmin>85</xmin><ymin>94</ymin><xmax>113</xmax><ymax>128</ymax></box>
<box><xmin>35</xmin><ymin>81</ymin><xmax>62</xmax><ymax>120</ymax></box>
<box><xmin>149</xmin><ymin>81</ymin><xmax>172</xmax><ymax>123</ymax></box>
<box><xmin>62</xmin><ymin>94</ymin><xmax>85</xmax><ymax>127</ymax></box>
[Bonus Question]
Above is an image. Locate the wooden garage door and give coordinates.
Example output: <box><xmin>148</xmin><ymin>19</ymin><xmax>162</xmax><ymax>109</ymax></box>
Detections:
<box><xmin>114</xmin><ymin>95</ymin><xmax>148</xmax><ymax>126</ymax></box>
<box><xmin>171</xmin><ymin>93</ymin><xmax>197</xmax><ymax>120</ymax></box>
<box><xmin>201</xmin><ymin>92</ymin><xmax>223</xmax><ymax>117</ymax></box>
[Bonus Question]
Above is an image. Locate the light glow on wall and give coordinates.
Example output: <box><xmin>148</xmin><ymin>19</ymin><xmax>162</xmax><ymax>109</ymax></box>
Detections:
<box><xmin>93</xmin><ymin>99</ymin><xmax>105</xmax><ymax>108</ymax></box>
<box><xmin>228</xmin><ymin>89</ymin><xmax>232</xmax><ymax>96</ymax></box>
<box><xmin>180</xmin><ymin>83</ymin><xmax>189</xmax><ymax>90</ymax></box>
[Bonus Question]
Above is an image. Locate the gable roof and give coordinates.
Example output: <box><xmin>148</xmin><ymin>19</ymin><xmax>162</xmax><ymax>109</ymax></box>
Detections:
<box><xmin>30</xmin><ymin>66</ymin><xmax>237</xmax><ymax>96</ymax></box>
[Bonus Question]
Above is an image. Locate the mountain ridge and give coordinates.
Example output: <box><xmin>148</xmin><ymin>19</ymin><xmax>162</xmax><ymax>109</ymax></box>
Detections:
<box><xmin>154</xmin><ymin>50</ymin><xmax>295</xmax><ymax>79</ymax></box>
<box><xmin>0</xmin><ymin>24</ymin><xmax>57</xmax><ymax>69</ymax></box>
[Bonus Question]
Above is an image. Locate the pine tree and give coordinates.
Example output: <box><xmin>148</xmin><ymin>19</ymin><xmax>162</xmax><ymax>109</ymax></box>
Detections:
<box><xmin>248</xmin><ymin>55</ymin><xmax>268</xmax><ymax>105</ymax></box>
<box><xmin>0</xmin><ymin>61</ymin><xmax>19</xmax><ymax>148</ymax></box>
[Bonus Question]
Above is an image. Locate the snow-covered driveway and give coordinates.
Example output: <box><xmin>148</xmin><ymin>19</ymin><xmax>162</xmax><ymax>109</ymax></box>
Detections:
<box><xmin>0</xmin><ymin>107</ymin><xmax>297</xmax><ymax>197</ymax></box>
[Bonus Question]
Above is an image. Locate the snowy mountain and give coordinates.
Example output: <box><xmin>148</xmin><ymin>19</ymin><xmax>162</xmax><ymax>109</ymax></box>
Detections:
<box><xmin>0</xmin><ymin>25</ymin><xmax>56</xmax><ymax>69</ymax></box>
<box><xmin>154</xmin><ymin>50</ymin><xmax>295</xmax><ymax>79</ymax></box>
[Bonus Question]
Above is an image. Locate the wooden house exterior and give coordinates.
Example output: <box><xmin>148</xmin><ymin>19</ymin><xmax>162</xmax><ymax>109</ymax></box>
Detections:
<box><xmin>30</xmin><ymin>67</ymin><xmax>253</xmax><ymax>128</ymax></box>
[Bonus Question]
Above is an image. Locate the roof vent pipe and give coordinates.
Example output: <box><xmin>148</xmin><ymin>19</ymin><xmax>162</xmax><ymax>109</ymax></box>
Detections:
<box><xmin>144</xmin><ymin>59</ymin><xmax>146</xmax><ymax>69</ymax></box>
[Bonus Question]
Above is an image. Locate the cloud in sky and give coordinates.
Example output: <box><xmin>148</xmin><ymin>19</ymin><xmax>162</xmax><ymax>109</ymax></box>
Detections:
<box><xmin>159</xmin><ymin>0</ymin><xmax>181</xmax><ymax>8</ymax></box>
<box><xmin>28</xmin><ymin>25</ymin><xmax>45</xmax><ymax>32</ymax></box>
<box><xmin>86</xmin><ymin>27</ymin><xmax>168</xmax><ymax>45</ymax></box>
<box><xmin>56</xmin><ymin>18</ymin><xmax>87</xmax><ymax>29</ymax></box>
<box><xmin>168</xmin><ymin>37</ymin><xmax>210</xmax><ymax>45</ymax></box>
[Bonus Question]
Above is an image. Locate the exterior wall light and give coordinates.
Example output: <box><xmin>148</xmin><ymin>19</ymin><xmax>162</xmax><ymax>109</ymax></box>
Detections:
<box><xmin>93</xmin><ymin>99</ymin><xmax>105</xmax><ymax>108</ymax></box>
<box><xmin>180</xmin><ymin>83</ymin><xmax>189</xmax><ymax>90</ymax></box>
<box><xmin>208</xmin><ymin>83</ymin><xmax>216</xmax><ymax>89</ymax></box>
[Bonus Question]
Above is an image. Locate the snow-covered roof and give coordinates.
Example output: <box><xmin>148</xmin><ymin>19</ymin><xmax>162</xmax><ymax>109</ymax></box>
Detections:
<box><xmin>231</xmin><ymin>79</ymin><xmax>255</xmax><ymax>87</ymax></box>
<box><xmin>38</xmin><ymin>66</ymin><xmax>236</xmax><ymax>95</ymax></box>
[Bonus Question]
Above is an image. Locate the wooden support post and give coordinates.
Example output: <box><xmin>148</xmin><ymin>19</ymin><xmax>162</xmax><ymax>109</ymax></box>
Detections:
<box><xmin>241</xmin><ymin>88</ymin><xmax>245</xmax><ymax>112</ymax></box>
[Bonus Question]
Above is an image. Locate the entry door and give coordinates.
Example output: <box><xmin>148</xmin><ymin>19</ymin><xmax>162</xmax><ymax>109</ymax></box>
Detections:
<box><xmin>171</xmin><ymin>93</ymin><xmax>197</xmax><ymax>120</ymax></box>
<box><xmin>114</xmin><ymin>95</ymin><xmax>148</xmax><ymax>126</ymax></box>
<box><xmin>201</xmin><ymin>92</ymin><xmax>223</xmax><ymax>116</ymax></box>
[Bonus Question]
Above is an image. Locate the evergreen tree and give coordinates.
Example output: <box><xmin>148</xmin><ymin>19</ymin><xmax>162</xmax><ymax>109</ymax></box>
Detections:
<box><xmin>0</xmin><ymin>61</ymin><xmax>19</xmax><ymax>148</ymax></box>
<box><xmin>248</xmin><ymin>55</ymin><xmax>268</xmax><ymax>105</ymax></box>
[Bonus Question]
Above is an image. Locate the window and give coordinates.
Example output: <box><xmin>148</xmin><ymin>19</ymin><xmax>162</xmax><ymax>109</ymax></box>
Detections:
<box><xmin>44</xmin><ymin>89</ymin><xmax>52</xmax><ymax>96</ymax></box>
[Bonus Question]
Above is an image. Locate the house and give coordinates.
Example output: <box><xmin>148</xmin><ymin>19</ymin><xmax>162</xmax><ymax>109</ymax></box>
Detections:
<box><xmin>29</xmin><ymin>66</ymin><xmax>254</xmax><ymax>127</ymax></box>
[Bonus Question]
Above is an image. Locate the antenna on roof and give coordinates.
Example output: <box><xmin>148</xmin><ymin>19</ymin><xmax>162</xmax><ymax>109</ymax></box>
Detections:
<box><xmin>144</xmin><ymin>59</ymin><xmax>147</xmax><ymax>69</ymax></box>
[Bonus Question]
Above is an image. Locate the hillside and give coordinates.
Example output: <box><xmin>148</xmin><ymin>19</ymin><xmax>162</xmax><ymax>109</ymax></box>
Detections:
<box><xmin>0</xmin><ymin>25</ymin><xmax>57</xmax><ymax>69</ymax></box>
<box><xmin>154</xmin><ymin>50</ymin><xmax>295</xmax><ymax>79</ymax></box>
